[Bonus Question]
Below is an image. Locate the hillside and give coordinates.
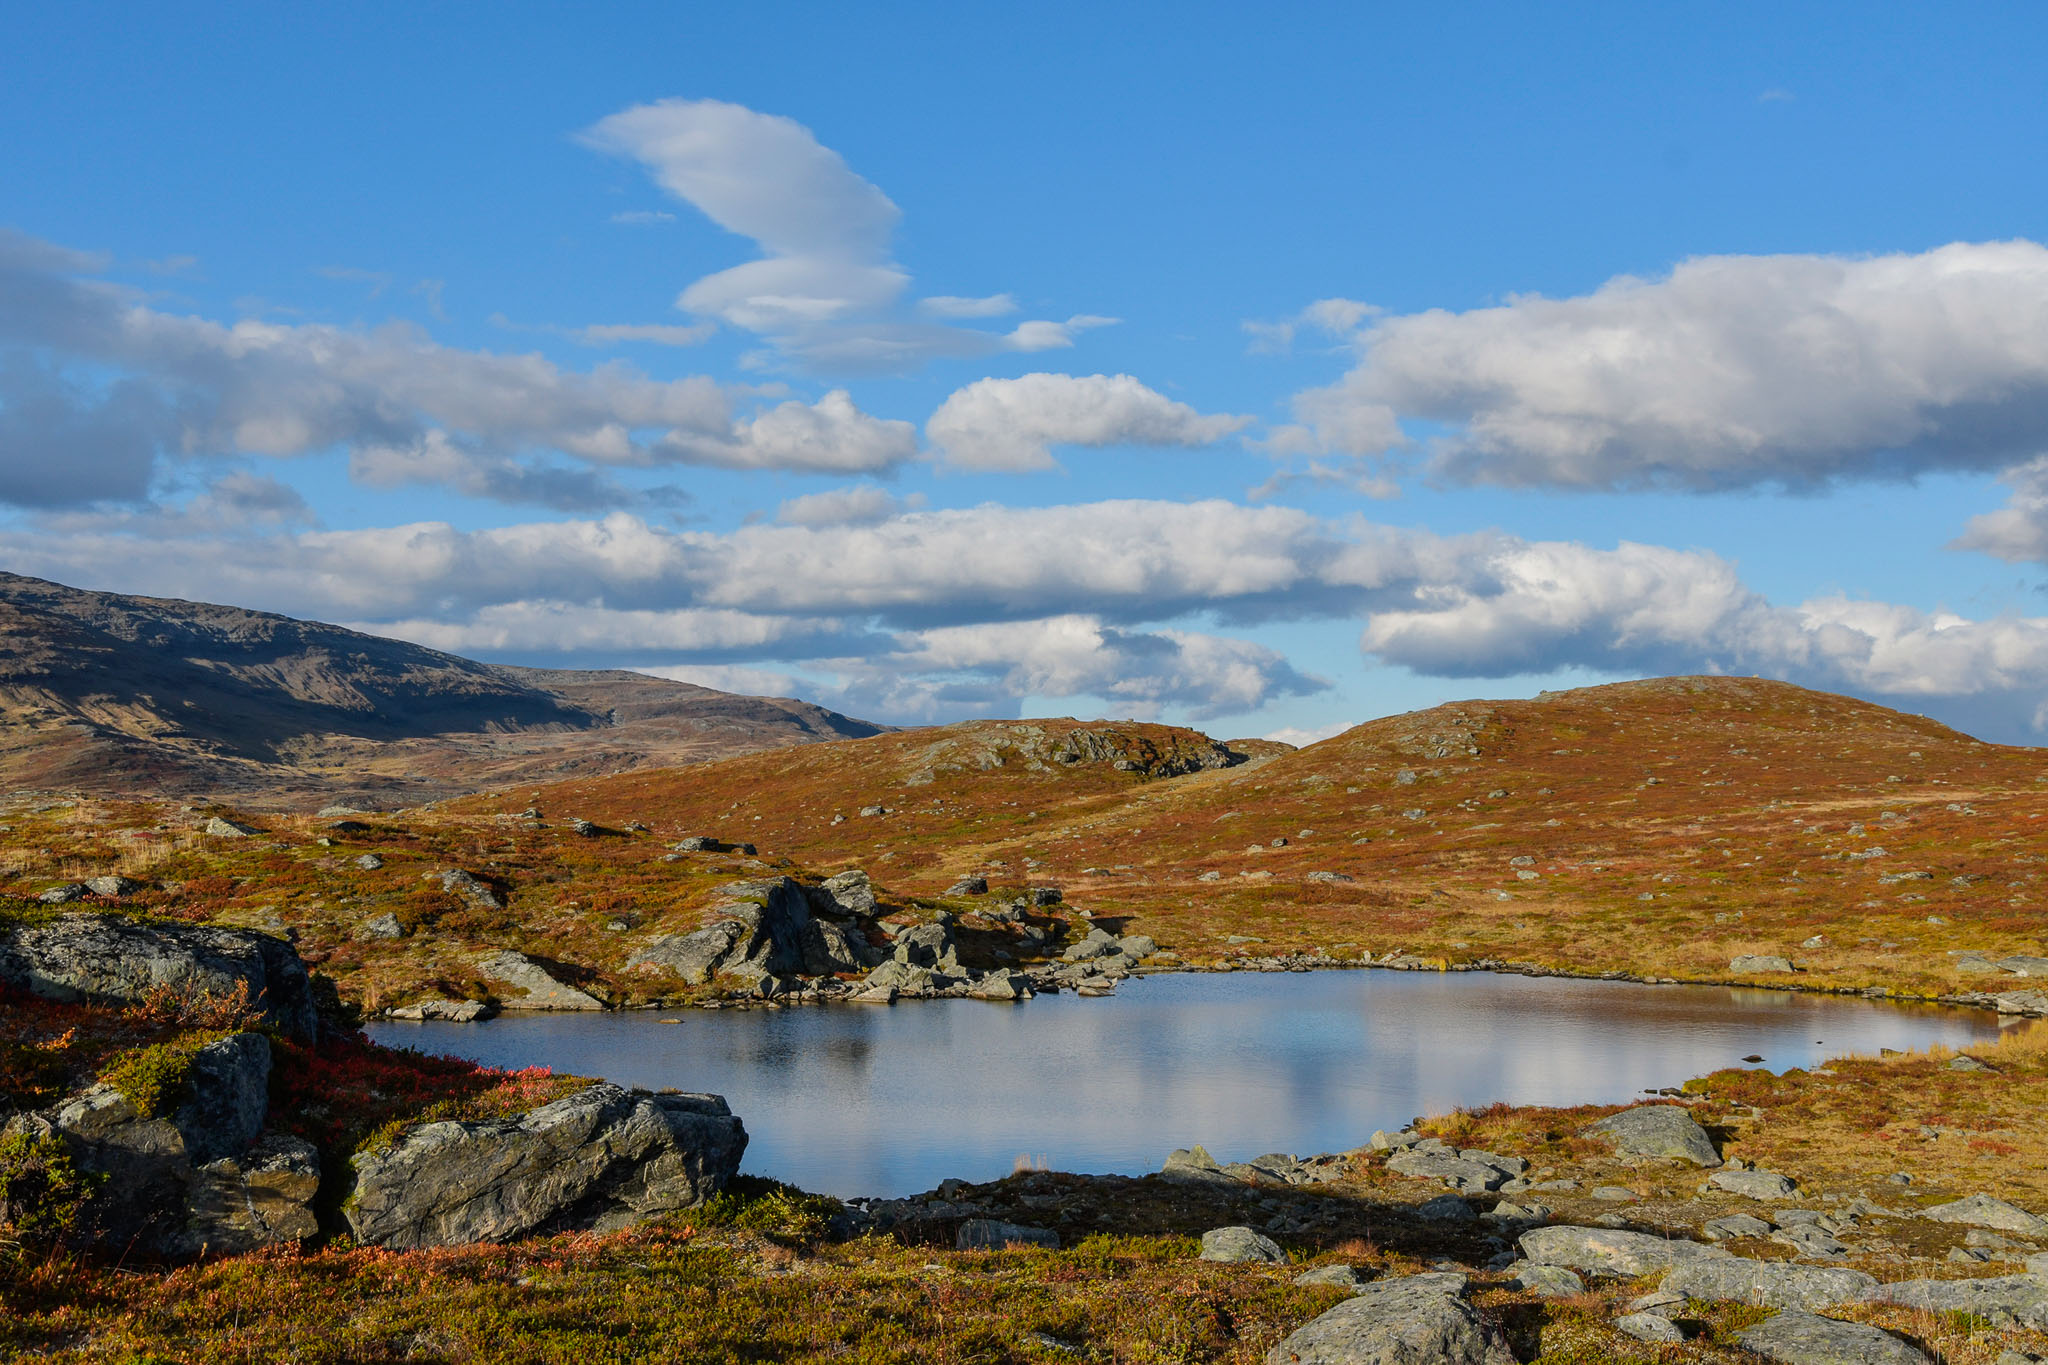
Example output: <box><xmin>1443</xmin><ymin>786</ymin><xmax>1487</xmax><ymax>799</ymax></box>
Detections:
<box><xmin>0</xmin><ymin>571</ymin><xmax>885</xmax><ymax>804</ymax></box>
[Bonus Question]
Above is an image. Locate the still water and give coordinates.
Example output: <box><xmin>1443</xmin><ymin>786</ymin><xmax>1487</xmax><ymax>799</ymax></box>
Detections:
<box><xmin>367</xmin><ymin>969</ymin><xmax>2000</xmax><ymax>1198</ymax></box>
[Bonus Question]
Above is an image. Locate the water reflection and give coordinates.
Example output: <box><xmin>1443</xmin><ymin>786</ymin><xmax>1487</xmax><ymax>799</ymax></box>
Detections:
<box><xmin>367</xmin><ymin>969</ymin><xmax>1998</xmax><ymax>1198</ymax></box>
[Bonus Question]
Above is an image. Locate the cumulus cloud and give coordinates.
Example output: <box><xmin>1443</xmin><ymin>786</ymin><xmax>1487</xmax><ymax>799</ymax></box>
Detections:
<box><xmin>0</xmin><ymin>228</ymin><xmax>913</xmax><ymax>509</ymax></box>
<box><xmin>1261</xmin><ymin>721</ymin><xmax>1355</xmax><ymax>748</ymax></box>
<box><xmin>1278</xmin><ymin>241</ymin><xmax>2048</xmax><ymax>491</ymax></box>
<box><xmin>1243</xmin><ymin>297</ymin><xmax>1378</xmax><ymax>354</ymax></box>
<box><xmin>775</xmin><ymin>484</ymin><xmax>925</xmax><ymax>527</ymax></box>
<box><xmin>11</xmin><ymin>496</ymin><xmax>2048</xmax><ymax>736</ymax></box>
<box><xmin>1953</xmin><ymin>456</ymin><xmax>2048</xmax><ymax>565</ymax></box>
<box><xmin>581</xmin><ymin>99</ymin><xmax>1106</xmax><ymax>371</ymax></box>
<box><xmin>926</xmin><ymin>373</ymin><xmax>1253</xmax><ymax>472</ymax></box>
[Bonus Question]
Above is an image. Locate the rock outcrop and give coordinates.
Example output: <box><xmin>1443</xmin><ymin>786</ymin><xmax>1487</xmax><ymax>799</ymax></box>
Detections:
<box><xmin>1263</xmin><ymin>1273</ymin><xmax>1515</xmax><ymax>1365</ymax></box>
<box><xmin>0</xmin><ymin>912</ymin><xmax>318</xmax><ymax>1041</ymax></box>
<box><xmin>629</xmin><ymin>877</ymin><xmax>883</xmax><ymax>988</ymax></box>
<box><xmin>475</xmin><ymin>950</ymin><xmax>603</xmax><ymax>1010</ymax></box>
<box><xmin>345</xmin><ymin>1083</ymin><xmax>746</xmax><ymax>1249</ymax></box>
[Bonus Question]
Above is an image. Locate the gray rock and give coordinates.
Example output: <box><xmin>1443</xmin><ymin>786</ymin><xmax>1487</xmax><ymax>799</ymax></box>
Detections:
<box><xmin>893</xmin><ymin>920</ymin><xmax>960</xmax><ymax>973</ymax></box>
<box><xmin>1119</xmin><ymin>934</ymin><xmax>1158</xmax><ymax>958</ymax></box>
<box><xmin>1948</xmin><ymin>1054</ymin><xmax>1994</xmax><ymax>1072</ymax></box>
<box><xmin>2028</xmin><ymin>1250</ymin><xmax>2048</xmax><ymax>1279</ymax></box>
<box><xmin>1591</xmin><ymin>1185</ymin><xmax>1639</xmax><ymax>1202</ymax></box>
<box><xmin>1262</xmin><ymin>1273</ymin><xmax>1514</xmax><ymax>1365</ymax></box>
<box><xmin>1663</xmin><ymin>1257</ymin><xmax>1878</xmax><ymax>1311</ymax></box>
<box><xmin>1994</xmin><ymin>990</ymin><xmax>2048</xmax><ymax>1016</ymax></box>
<box><xmin>354</xmin><ymin>852</ymin><xmax>384</xmax><ymax>871</ymax></box>
<box><xmin>1583</xmin><ymin>1104</ymin><xmax>1721</xmax><ymax>1166</ymax></box>
<box><xmin>474</xmin><ymin>950</ymin><xmax>603</xmax><ymax>1010</ymax></box>
<box><xmin>1615</xmin><ymin>1312</ymin><xmax>1685</xmax><ymax>1343</ymax></box>
<box><xmin>1773</xmin><ymin>1223</ymin><xmax>1850</xmax><ymax>1258</ymax></box>
<box><xmin>1416</xmin><ymin>1193</ymin><xmax>1477</xmax><ymax>1223</ymax></box>
<box><xmin>1162</xmin><ymin>1145</ymin><xmax>1231</xmax><ymax>1183</ymax></box>
<box><xmin>862</xmin><ymin>960</ymin><xmax>937</xmax><ymax>993</ymax></box>
<box><xmin>1875</xmin><ymin>1274</ymin><xmax>2048</xmax><ymax>1326</ymax></box>
<box><xmin>1295</xmin><ymin>1264</ymin><xmax>1376</xmax><ymax>1290</ymax></box>
<box><xmin>346</xmin><ymin>1083</ymin><xmax>745</xmax><ymax>1248</ymax></box>
<box><xmin>1503</xmin><ymin>1261</ymin><xmax>1584</xmax><ymax>1297</ymax></box>
<box><xmin>1028</xmin><ymin>886</ymin><xmax>1063</xmax><ymax>906</ymax></box>
<box><xmin>205</xmin><ymin>816</ymin><xmax>256</xmax><ymax>838</ymax></box>
<box><xmin>0</xmin><ymin>912</ymin><xmax>317</xmax><ymax>1041</ymax></box>
<box><xmin>1996</xmin><ymin>955</ymin><xmax>2048</xmax><ymax>976</ymax></box>
<box><xmin>185</xmin><ymin>1134</ymin><xmax>321</xmax><ymax>1254</ymax></box>
<box><xmin>1923</xmin><ymin>1194</ymin><xmax>2048</xmax><ymax>1236</ymax></box>
<box><xmin>1518</xmin><ymin>1224</ymin><xmax>1728</xmax><ymax>1277</ymax></box>
<box><xmin>956</xmin><ymin>1218</ymin><xmax>1058</xmax><ymax>1250</ymax></box>
<box><xmin>83</xmin><ymin>875</ymin><xmax>142</xmax><ymax>898</ymax></box>
<box><xmin>38</xmin><ymin>883</ymin><xmax>86</xmax><ymax>904</ymax></box>
<box><xmin>1370</xmin><ymin>1129</ymin><xmax>1423</xmax><ymax>1151</ymax></box>
<box><xmin>628</xmin><ymin>924</ymin><xmax>742</xmax><ymax>985</ymax></box>
<box><xmin>1735</xmin><ymin>1311</ymin><xmax>1931</xmax><ymax>1364</ymax></box>
<box><xmin>811</xmin><ymin>869</ymin><xmax>879</xmax><ymax>918</ymax></box>
<box><xmin>437</xmin><ymin>868</ymin><xmax>504</xmax><ymax>911</ymax></box>
<box><xmin>1702</xmin><ymin>1213</ymin><xmax>1773</xmax><ymax>1240</ymax></box>
<box><xmin>799</xmin><ymin>916</ymin><xmax>872</xmax><ymax>975</ymax></box>
<box><xmin>1200</xmin><ymin>1225</ymin><xmax>1286</xmax><ymax>1263</ymax></box>
<box><xmin>970</xmin><ymin>970</ymin><xmax>1034</xmax><ymax>1001</ymax></box>
<box><xmin>354</xmin><ymin>912</ymin><xmax>405</xmax><ymax>941</ymax></box>
<box><xmin>1710</xmin><ymin>1168</ymin><xmax>1798</xmax><ymax>1199</ymax></box>
<box><xmin>1386</xmin><ymin>1147</ymin><xmax>1523</xmax><ymax>1192</ymax></box>
<box><xmin>386</xmin><ymin>998</ymin><xmax>490</xmax><ymax>1022</ymax></box>
<box><xmin>944</xmin><ymin>876</ymin><xmax>989</xmax><ymax>896</ymax></box>
<box><xmin>1731</xmin><ymin>954</ymin><xmax>1797</xmax><ymax>973</ymax></box>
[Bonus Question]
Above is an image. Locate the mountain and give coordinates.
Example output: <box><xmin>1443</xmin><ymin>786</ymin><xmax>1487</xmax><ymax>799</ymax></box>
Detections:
<box><xmin>0</xmin><ymin>571</ymin><xmax>885</xmax><ymax>804</ymax></box>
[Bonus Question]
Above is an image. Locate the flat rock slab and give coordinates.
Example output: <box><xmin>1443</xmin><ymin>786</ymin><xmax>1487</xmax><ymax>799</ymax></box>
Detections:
<box><xmin>1503</xmin><ymin>1261</ymin><xmax>1585</xmax><ymax>1298</ymax></box>
<box><xmin>1663</xmin><ymin>1257</ymin><xmax>1878</xmax><ymax>1311</ymax></box>
<box><xmin>1735</xmin><ymin>1311</ymin><xmax>1931</xmax><ymax>1364</ymax></box>
<box><xmin>1201</xmin><ymin>1226</ymin><xmax>1286</xmax><ymax>1263</ymax></box>
<box><xmin>1875</xmin><ymin>1274</ymin><xmax>2048</xmax><ymax>1327</ymax></box>
<box><xmin>1922</xmin><ymin>1194</ymin><xmax>2048</xmax><ymax>1237</ymax></box>
<box><xmin>1263</xmin><ymin>1273</ymin><xmax>1514</xmax><ymax>1365</ymax></box>
<box><xmin>1385</xmin><ymin>1147</ymin><xmax>1521</xmax><ymax>1192</ymax></box>
<box><xmin>1519</xmin><ymin>1224</ymin><xmax>1728</xmax><ymax>1277</ymax></box>
<box><xmin>475</xmin><ymin>950</ymin><xmax>603</xmax><ymax>1010</ymax></box>
<box><xmin>1582</xmin><ymin>1105</ymin><xmax>1721</xmax><ymax>1166</ymax></box>
<box><xmin>347</xmin><ymin>1082</ymin><xmax>745</xmax><ymax>1248</ymax></box>
<box><xmin>1710</xmin><ymin>1168</ymin><xmax>1798</xmax><ymax>1199</ymax></box>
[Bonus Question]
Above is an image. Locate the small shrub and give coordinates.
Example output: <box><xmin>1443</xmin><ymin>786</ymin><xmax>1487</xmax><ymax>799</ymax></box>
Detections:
<box><xmin>99</xmin><ymin>1033</ymin><xmax>223</xmax><ymax>1119</ymax></box>
<box><xmin>0</xmin><ymin>1130</ymin><xmax>100</xmax><ymax>1243</ymax></box>
<box><xmin>692</xmin><ymin>1176</ymin><xmax>842</xmax><ymax>1241</ymax></box>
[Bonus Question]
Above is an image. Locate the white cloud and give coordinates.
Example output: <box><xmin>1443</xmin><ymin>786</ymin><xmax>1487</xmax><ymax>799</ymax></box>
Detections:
<box><xmin>1279</xmin><ymin>241</ymin><xmax>2048</xmax><ymax>490</ymax></box>
<box><xmin>0</xmin><ymin>228</ymin><xmax>912</xmax><ymax>508</ymax></box>
<box><xmin>580</xmin><ymin>99</ymin><xmax>1105</xmax><ymax>372</ymax></box>
<box><xmin>1243</xmin><ymin>297</ymin><xmax>1377</xmax><ymax>354</ymax></box>
<box><xmin>1261</xmin><ymin>721</ymin><xmax>1355</xmax><ymax>748</ymax></box>
<box><xmin>1953</xmin><ymin>456</ymin><xmax>2048</xmax><ymax>565</ymax></box>
<box><xmin>775</xmin><ymin>484</ymin><xmax>925</xmax><ymax>526</ymax></box>
<box><xmin>926</xmin><ymin>373</ymin><xmax>1253</xmax><ymax>472</ymax></box>
<box><xmin>919</xmin><ymin>294</ymin><xmax>1017</xmax><ymax>319</ymax></box>
<box><xmin>573</xmin><ymin>322</ymin><xmax>716</xmax><ymax>347</ymax></box>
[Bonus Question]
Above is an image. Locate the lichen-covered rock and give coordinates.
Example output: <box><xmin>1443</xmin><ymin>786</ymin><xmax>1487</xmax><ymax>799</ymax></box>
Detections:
<box><xmin>0</xmin><ymin>913</ymin><xmax>317</xmax><ymax>1041</ymax></box>
<box><xmin>1518</xmin><ymin>1224</ymin><xmax>1728</xmax><ymax>1277</ymax></box>
<box><xmin>1735</xmin><ymin>1310</ymin><xmax>1931</xmax><ymax>1364</ymax></box>
<box><xmin>1875</xmin><ymin>1274</ymin><xmax>2048</xmax><ymax>1327</ymax></box>
<box><xmin>1661</xmin><ymin>1257</ymin><xmax>1878</xmax><ymax>1311</ymax></box>
<box><xmin>810</xmin><ymin>869</ymin><xmax>878</xmax><ymax>918</ymax></box>
<box><xmin>1921</xmin><ymin>1193</ymin><xmax>2048</xmax><ymax>1236</ymax></box>
<box><xmin>1263</xmin><ymin>1273</ymin><xmax>1515</xmax><ymax>1365</ymax></box>
<box><xmin>346</xmin><ymin>1082</ymin><xmax>746</xmax><ymax>1249</ymax></box>
<box><xmin>474</xmin><ymin>950</ymin><xmax>602</xmax><ymax>1010</ymax></box>
<box><xmin>1709</xmin><ymin>1168</ymin><xmax>1796</xmax><ymax>1199</ymax></box>
<box><xmin>1582</xmin><ymin>1104</ymin><xmax>1721</xmax><ymax>1166</ymax></box>
<box><xmin>1200</xmin><ymin>1225</ymin><xmax>1285</xmax><ymax>1263</ymax></box>
<box><xmin>437</xmin><ymin>867</ymin><xmax>504</xmax><ymax>910</ymax></box>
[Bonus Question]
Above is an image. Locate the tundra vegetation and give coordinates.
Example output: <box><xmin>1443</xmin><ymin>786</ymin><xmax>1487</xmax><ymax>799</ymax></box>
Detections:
<box><xmin>3</xmin><ymin>675</ymin><xmax>2047</xmax><ymax>1360</ymax></box>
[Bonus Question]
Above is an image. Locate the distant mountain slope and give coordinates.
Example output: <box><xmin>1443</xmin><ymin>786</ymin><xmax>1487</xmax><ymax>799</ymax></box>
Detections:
<box><xmin>0</xmin><ymin>572</ymin><xmax>885</xmax><ymax>804</ymax></box>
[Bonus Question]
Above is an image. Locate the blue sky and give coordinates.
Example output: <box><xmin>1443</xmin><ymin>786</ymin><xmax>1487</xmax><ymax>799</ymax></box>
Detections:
<box><xmin>4</xmin><ymin>3</ymin><xmax>2048</xmax><ymax>741</ymax></box>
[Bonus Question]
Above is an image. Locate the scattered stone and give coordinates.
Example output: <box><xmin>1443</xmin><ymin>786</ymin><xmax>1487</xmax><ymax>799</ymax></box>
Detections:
<box><xmin>1370</xmin><ymin>1129</ymin><xmax>1423</xmax><ymax>1151</ymax></box>
<box><xmin>355</xmin><ymin>852</ymin><xmax>384</xmax><ymax>871</ymax></box>
<box><xmin>1923</xmin><ymin>1194</ymin><xmax>2048</xmax><ymax>1236</ymax></box>
<box><xmin>205</xmin><ymin>816</ymin><xmax>256</xmax><ymax>838</ymax></box>
<box><xmin>1200</xmin><ymin>1225</ymin><xmax>1286</xmax><ymax>1263</ymax></box>
<box><xmin>38</xmin><ymin>883</ymin><xmax>85</xmax><ymax>904</ymax></box>
<box><xmin>1162</xmin><ymin>1146</ymin><xmax>1231</xmax><ymax>1183</ymax></box>
<box><xmin>1503</xmin><ymin>1261</ymin><xmax>1584</xmax><ymax>1297</ymax></box>
<box><xmin>1028</xmin><ymin>886</ymin><xmax>1063</xmax><ymax>906</ymax></box>
<box><xmin>1735</xmin><ymin>1310</ymin><xmax>1931</xmax><ymax>1364</ymax></box>
<box><xmin>1591</xmin><ymin>1186</ymin><xmax>1638</xmax><ymax>1202</ymax></box>
<box><xmin>354</xmin><ymin>912</ymin><xmax>405</xmax><ymax>941</ymax></box>
<box><xmin>945</xmin><ymin>876</ymin><xmax>989</xmax><ymax>896</ymax></box>
<box><xmin>346</xmin><ymin>1083</ymin><xmax>746</xmax><ymax>1249</ymax></box>
<box><xmin>1710</xmin><ymin>1168</ymin><xmax>1797</xmax><ymax>1199</ymax></box>
<box><xmin>1294</xmin><ymin>1264</ymin><xmax>1376</xmax><ymax>1290</ymax></box>
<box><xmin>858</xmin><ymin>806</ymin><xmax>889</xmax><ymax>818</ymax></box>
<box><xmin>849</xmin><ymin>985</ymin><xmax>897</xmax><ymax>1004</ymax></box>
<box><xmin>1518</xmin><ymin>1225</ymin><xmax>1728</xmax><ymax>1277</ymax></box>
<box><xmin>83</xmin><ymin>875</ymin><xmax>141</xmax><ymax>898</ymax></box>
<box><xmin>1730</xmin><ymin>954</ymin><xmax>1796</xmax><ymax>973</ymax></box>
<box><xmin>1416</xmin><ymin>1193</ymin><xmax>1477</xmax><ymax>1223</ymax></box>
<box><xmin>1582</xmin><ymin>1104</ymin><xmax>1721</xmax><ymax>1166</ymax></box>
<box><xmin>1948</xmin><ymin>1054</ymin><xmax>1994</xmax><ymax>1072</ymax></box>
<box><xmin>1702</xmin><ymin>1213</ymin><xmax>1773</xmax><ymax>1240</ymax></box>
<box><xmin>1262</xmin><ymin>1273</ymin><xmax>1514</xmax><ymax>1365</ymax></box>
<box><xmin>1663</xmin><ymin>1257</ymin><xmax>1878</xmax><ymax>1311</ymax></box>
<box><xmin>1615</xmin><ymin>1312</ymin><xmax>1686</xmax><ymax>1344</ymax></box>
<box><xmin>810</xmin><ymin>869</ymin><xmax>878</xmax><ymax>918</ymax></box>
<box><xmin>437</xmin><ymin>868</ymin><xmax>504</xmax><ymax>911</ymax></box>
<box><xmin>1386</xmin><ymin>1146</ymin><xmax>1526</xmax><ymax>1192</ymax></box>
<box><xmin>386</xmin><ymin>999</ymin><xmax>490</xmax><ymax>1022</ymax></box>
<box><xmin>969</xmin><ymin>970</ymin><xmax>1034</xmax><ymax>1001</ymax></box>
<box><xmin>956</xmin><ymin>1219</ymin><xmax>1058</xmax><ymax>1251</ymax></box>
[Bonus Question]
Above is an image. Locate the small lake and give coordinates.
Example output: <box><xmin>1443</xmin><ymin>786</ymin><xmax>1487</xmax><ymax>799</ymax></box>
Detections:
<box><xmin>367</xmin><ymin>970</ymin><xmax>2001</xmax><ymax>1199</ymax></box>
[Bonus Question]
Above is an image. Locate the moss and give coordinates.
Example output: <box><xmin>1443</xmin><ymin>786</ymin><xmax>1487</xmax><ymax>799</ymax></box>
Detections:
<box><xmin>98</xmin><ymin>1033</ymin><xmax>224</xmax><ymax>1119</ymax></box>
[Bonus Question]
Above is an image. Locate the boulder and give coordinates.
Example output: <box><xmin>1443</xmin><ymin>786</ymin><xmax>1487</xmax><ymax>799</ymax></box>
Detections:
<box><xmin>346</xmin><ymin>1083</ymin><xmax>745</xmax><ymax>1249</ymax></box>
<box><xmin>970</xmin><ymin>970</ymin><xmax>1034</xmax><ymax>1001</ymax></box>
<box><xmin>185</xmin><ymin>1134</ymin><xmax>321</xmax><ymax>1254</ymax></box>
<box><xmin>38</xmin><ymin>883</ymin><xmax>85</xmax><ymax>904</ymax></box>
<box><xmin>1263</xmin><ymin>1273</ymin><xmax>1515</xmax><ymax>1365</ymax></box>
<box><xmin>893</xmin><ymin>920</ymin><xmax>960</xmax><ymax>973</ymax></box>
<box><xmin>1162</xmin><ymin>1145</ymin><xmax>1231</xmax><ymax>1183</ymax></box>
<box><xmin>1503</xmin><ymin>1261</ymin><xmax>1584</xmax><ymax>1297</ymax></box>
<box><xmin>628</xmin><ymin>924</ymin><xmax>742</xmax><ymax>985</ymax></box>
<box><xmin>1386</xmin><ymin>1146</ymin><xmax>1525</xmax><ymax>1192</ymax></box>
<box><xmin>956</xmin><ymin>1219</ymin><xmax>1058</xmax><ymax>1250</ymax></box>
<box><xmin>1200</xmin><ymin>1225</ymin><xmax>1286</xmax><ymax>1263</ymax></box>
<box><xmin>1616</xmin><ymin>1313</ymin><xmax>1685</xmax><ymax>1343</ymax></box>
<box><xmin>862</xmin><ymin>960</ymin><xmax>938</xmax><ymax>994</ymax></box>
<box><xmin>1735</xmin><ymin>1311</ymin><xmax>1931</xmax><ymax>1364</ymax></box>
<box><xmin>205</xmin><ymin>817</ymin><xmax>256</xmax><ymax>838</ymax></box>
<box><xmin>1583</xmin><ymin>1104</ymin><xmax>1720</xmax><ymax>1166</ymax></box>
<box><xmin>1702</xmin><ymin>1213</ymin><xmax>1773</xmax><ymax>1240</ymax></box>
<box><xmin>83</xmin><ymin>875</ymin><xmax>142</xmax><ymax>898</ymax></box>
<box><xmin>1709</xmin><ymin>1168</ymin><xmax>1796</xmax><ymax>1199</ymax></box>
<box><xmin>810</xmin><ymin>870</ymin><xmax>878</xmax><ymax>918</ymax></box>
<box><xmin>1662</xmin><ymin>1257</ymin><xmax>1878</xmax><ymax>1311</ymax></box>
<box><xmin>944</xmin><ymin>876</ymin><xmax>989</xmax><ymax>896</ymax></box>
<box><xmin>1416</xmin><ymin>1193</ymin><xmax>1477</xmax><ymax>1223</ymax></box>
<box><xmin>354</xmin><ymin>853</ymin><xmax>383</xmax><ymax>871</ymax></box>
<box><xmin>1295</xmin><ymin>1264</ymin><xmax>1376</xmax><ymax>1290</ymax></box>
<box><xmin>437</xmin><ymin>868</ymin><xmax>504</xmax><ymax>911</ymax></box>
<box><xmin>1922</xmin><ymin>1194</ymin><xmax>2048</xmax><ymax>1236</ymax></box>
<box><xmin>1874</xmin><ymin>1274</ymin><xmax>2048</xmax><ymax>1327</ymax></box>
<box><xmin>474</xmin><ymin>950</ymin><xmax>603</xmax><ymax>1010</ymax></box>
<box><xmin>0</xmin><ymin>912</ymin><xmax>318</xmax><ymax>1041</ymax></box>
<box><xmin>354</xmin><ymin>912</ymin><xmax>405</xmax><ymax>941</ymax></box>
<box><xmin>800</xmin><ymin>917</ymin><xmax>873</xmax><ymax>975</ymax></box>
<box><xmin>1119</xmin><ymin>934</ymin><xmax>1158</xmax><ymax>958</ymax></box>
<box><xmin>386</xmin><ymin>998</ymin><xmax>490</xmax><ymax>1022</ymax></box>
<box><xmin>1518</xmin><ymin>1225</ymin><xmax>1728</xmax><ymax>1277</ymax></box>
<box><xmin>1730</xmin><ymin>954</ymin><xmax>1796</xmax><ymax>973</ymax></box>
